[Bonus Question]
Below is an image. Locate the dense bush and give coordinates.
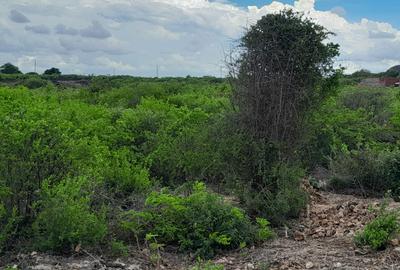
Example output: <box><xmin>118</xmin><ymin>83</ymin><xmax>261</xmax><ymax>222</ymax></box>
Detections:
<box><xmin>121</xmin><ymin>182</ymin><xmax>273</xmax><ymax>258</ymax></box>
<box><xmin>0</xmin><ymin>86</ymin><xmax>151</xmax><ymax>252</ymax></box>
<box><xmin>0</xmin><ymin>75</ymin><xmax>304</xmax><ymax>257</ymax></box>
<box><xmin>238</xmin><ymin>161</ymin><xmax>308</xmax><ymax>224</ymax></box>
<box><xmin>302</xmin><ymin>86</ymin><xmax>400</xmax><ymax>195</ymax></box>
<box><xmin>355</xmin><ymin>202</ymin><xmax>400</xmax><ymax>250</ymax></box>
<box><xmin>302</xmin><ymin>86</ymin><xmax>400</xmax><ymax>169</ymax></box>
<box><xmin>33</xmin><ymin>177</ymin><xmax>107</xmax><ymax>251</ymax></box>
<box><xmin>88</xmin><ymin>76</ymin><xmax>113</xmax><ymax>93</ymax></box>
<box><xmin>22</xmin><ymin>76</ymin><xmax>49</xmax><ymax>89</ymax></box>
<box><xmin>330</xmin><ymin>149</ymin><xmax>400</xmax><ymax>196</ymax></box>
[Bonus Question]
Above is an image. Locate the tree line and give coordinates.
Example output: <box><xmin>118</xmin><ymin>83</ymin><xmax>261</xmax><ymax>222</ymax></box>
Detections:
<box><xmin>0</xmin><ymin>62</ymin><xmax>61</xmax><ymax>75</ymax></box>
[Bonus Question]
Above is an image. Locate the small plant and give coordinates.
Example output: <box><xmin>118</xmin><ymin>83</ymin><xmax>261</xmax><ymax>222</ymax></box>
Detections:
<box><xmin>191</xmin><ymin>259</ymin><xmax>224</xmax><ymax>270</ymax></box>
<box><xmin>257</xmin><ymin>262</ymin><xmax>270</xmax><ymax>270</ymax></box>
<box><xmin>4</xmin><ymin>266</ymin><xmax>19</xmax><ymax>270</ymax></box>
<box><xmin>110</xmin><ymin>240</ymin><xmax>129</xmax><ymax>257</ymax></box>
<box><xmin>145</xmin><ymin>233</ymin><xmax>164</xmax><ymax>268</ymax></box>
<box><xmin>354</xmin><ymin>200</ymin><xmax>400</xmax><ymax>250</ymax></box>
<box><xmin>121</xmin><ymin>182</ymin><xmax>273</xmax><ymax>258</ymax></box>
<box><xmin>32</xmin><ymin>177</ymin><xmax>107</xmax><ymax>251</ymax></box>
<box><xmin>256</xmin><ymin>218</ymin><xmax>275</xmax><ymax>241</ymax></box>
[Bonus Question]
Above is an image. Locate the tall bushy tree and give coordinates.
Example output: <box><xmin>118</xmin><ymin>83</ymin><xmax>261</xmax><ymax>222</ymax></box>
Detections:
<box><xmin>229</xmin><ymin>10</ymin><xmax>340</xmax><ymax>149</ymax></box>
<box><xmin>0</xmin><ymin>63</ymin><xmax>22</xmax><ymax>74</ymax></box>
<box><xmin>43</xmin><ymin>67</ymin><xmax>61</xmax><ymax>75</ymax></box>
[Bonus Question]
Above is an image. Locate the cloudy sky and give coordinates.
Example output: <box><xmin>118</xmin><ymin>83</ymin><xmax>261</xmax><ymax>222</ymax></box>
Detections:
<box><xmin>1</xmin><ymin>0</ymin><xmax>399</xmax><ymax>76</ymax></box>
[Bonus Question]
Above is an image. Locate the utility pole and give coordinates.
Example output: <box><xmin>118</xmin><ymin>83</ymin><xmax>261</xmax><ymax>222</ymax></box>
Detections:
<box><xmin>34</xmin><ymin>59</ymin><xmax>37</xmax><ymax>73</ymax></box>
<box><xmin>113</xmin><ymin>68</ymin><xmax>115</xmax><ymax>76</ymax></box>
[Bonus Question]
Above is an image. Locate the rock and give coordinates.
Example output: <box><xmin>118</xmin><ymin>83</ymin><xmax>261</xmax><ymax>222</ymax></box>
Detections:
<box><xmin>390</xmin><ymin>238</ymin><xmax>400</xmax><ymax>246</ymax></box>
<box><xmin>30</xmin><ymin>265</ymin><xmax>53</xmax><ymax>270</ymax></box>
<box><xmin>246</xmin><ymin>263</ymin><xmax>255</xmax><ymax>269</ymax></box>
<box><xmin>215</xmin><ymin>257</ymin><xmax>234</xmax><ymax>264</ymax></box>
<box><xmin>126</xmin><ymin>265</ymin><xmax>141</xmax><ymax>270</ymax></box>
<box><xmin>31</xmin><ymin>251</ymin><xmax>38</xmax><ymax>256</ymax></box>
<box><xmin>294</xmin><ymin>231</ymin><xmax>305</xmax><ymax>241</ymax></box>
<box><xmin>74</xmin><ymin>243</ymin><xmax>81</xmax><ymax>253</ymax></box>
<box><xmin>306</xmin><ymin>262</ymin><xmax>314</xmax><ymax>269</ymax></box>
<box><xmin>107</xmin><ymin>259</ymin><xmax>126</xmax><ymax>268</ymax></box>
<box><xmin>334</xmin><ymin>262</ymin><xmax>342</xmax><ymax>268</ymax></box>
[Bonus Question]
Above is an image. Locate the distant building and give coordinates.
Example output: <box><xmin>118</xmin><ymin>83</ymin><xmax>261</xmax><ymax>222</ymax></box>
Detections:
<box><xmin>359</xmin><ymin>77</ymin><xmax>400</xmax><ymax>87</ymax></box>
<box><xmin>380</xmin><ymin>77</ymin><xmax>400</xmax><ymax>87</ymax></box>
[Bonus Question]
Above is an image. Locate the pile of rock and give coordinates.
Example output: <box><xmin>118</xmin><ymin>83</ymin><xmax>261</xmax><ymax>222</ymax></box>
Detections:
<box><xmin>294</xmin><ymin>186</ymin><xmax>377</xmax><ymax>241</ymax></box>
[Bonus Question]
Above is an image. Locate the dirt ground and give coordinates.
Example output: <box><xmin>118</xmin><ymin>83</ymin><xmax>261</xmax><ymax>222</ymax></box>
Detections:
<box><xmin>2</xmin><ymin>188</ymin><xmax>400</xmax><ymax>270</ymax></box>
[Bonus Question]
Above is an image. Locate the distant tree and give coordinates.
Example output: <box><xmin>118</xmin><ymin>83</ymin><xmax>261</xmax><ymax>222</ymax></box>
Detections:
<box><xmin>228</xmin><ymin>10</ymin><xmax>340</xmax><ymax>148</ymax></box>
<box><xmin>351</xmin><ymin>69</ymin><xmax>372</xmax><ymax>77</ymax></box>
<box><xmin>26</xmin><ymin>72</ymin><xmax>39</xmax><ymax>75</ymax></box>
<box><xmin>43</xmin><ymin>67</ymin><xmax>61</xmax><ymax>75</ymax></box>
<box><xmin>0</xmin><ymin>63</ymin><xmax>22</xmax><ymax>74</ymax></box>
<box><xmin>88</xmin><ymin>76</ymin><xmax>112</xmax><ymax>93</ymax></box>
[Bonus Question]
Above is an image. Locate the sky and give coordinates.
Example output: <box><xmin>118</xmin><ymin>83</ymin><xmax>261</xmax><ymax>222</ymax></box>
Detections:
<box><xmin>231</xmin><ymin>0</ymin><xmax>400</xmax><ymax>28</ymax></box>
<box><xmin>1</xmin><ymin>0</ymin><xmax>399</xmax><ymax>76</ymax></box>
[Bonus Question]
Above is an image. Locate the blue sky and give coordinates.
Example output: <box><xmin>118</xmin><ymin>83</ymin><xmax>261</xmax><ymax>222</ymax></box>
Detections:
<box><xmin>230</xmin><ymin>0</ymin><xmax>400</xmax><ymax>28</ymax></box>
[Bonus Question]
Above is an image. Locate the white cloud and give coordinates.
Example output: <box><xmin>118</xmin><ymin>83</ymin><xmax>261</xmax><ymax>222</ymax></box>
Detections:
<box><xmin>294</xmin><ymin>0</ymin><xmax>315</xmax><ymax>11</ymax></box>
<box><xmin>330</xmin><ymin>6</ymin><xmax>346</xmax><ymax>18</ymax></box>
<box><xmin>1</xmin><ymin>0</ymin><xmax>399</xmax><ymax>75</ymax></box>
<box><xmin>96</xmin><ymin>56</ymin><xmax>135</xmax><ymax>73</ymax></box>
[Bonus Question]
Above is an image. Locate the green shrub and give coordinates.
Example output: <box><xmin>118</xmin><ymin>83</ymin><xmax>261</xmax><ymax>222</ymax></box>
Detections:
<box><xmin>3</xmin><ymin>266</ymin><xmax>19</xmax><ymax>270</ymax></box>
<box><xmin>0</xmin><ymin>202</ymin><xmax>20</xmax><ymax>252</ymax></box>
<box><xmin>354</xmin><ymin>203</ymin><xmax>399</xmax><ymax>250</ymax></box>
<box><xmin>33</xmin><ymin>177</ymin><xmax>107</xmax><ymax>251</ymax></box>
<box><xmin>301</xmin><ymin>85</ymin><xmax>399</xmax><ymax>169</ymax></box>
<box><xmin>329</xmin><ymin>149</ymin><xmax>400</xmax><ymax>196</ymax></box>
<box><xmin>191</xmin><ymin>261</ymin><xmax>224</xmax><ymax>270</ymax></box>
<box><xmin>340</xmin><ymin>88</ymin><xmax>392</xmax><ymax>117</ymax></box>
<box><xmin>22</xmin><ymin>77</ymin><xmax>48</xmax><ymax>89</ymax></box>
<box><xmin>121</xmin><ymin>182</ymin><xmax>273</xmax><ymax>258</ymax></box>
<box><xmin>104</xmin><ymin>149</ymin><xmax>151</xmax><ymax>193</ymax></box>
<box><xmin>88</xmin><ymin>76</ymin><xmax>113</xmax><ymax>93</ymax></box>
<box><xmin>0</xmin><ymin>77</ymin><xmax>305</xmax><ymax>257</ymax></box>
<box><xmin>110</xmin><ymin>240</ymin><xmax>129</xmax><ymax>257</ymax></box>
<box><xmin>148</xmin><ymin>109</ymin><xmax>212</xmax><ymax>185</ymax></box>
<box><xmin>239</xmin><ymin>161</ymin><xmax>308</xmax><ymax>225</ymax></box>
<box><xmin>256</xmin><ymin>217</ymin><xmax>275</xmax><ymax>241</ymax></box>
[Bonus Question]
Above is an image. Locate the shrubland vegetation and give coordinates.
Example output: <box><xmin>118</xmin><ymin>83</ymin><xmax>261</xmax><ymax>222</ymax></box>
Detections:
<box><xmin>355</xmin><ymin>199</ymin><xmax>400</xmax><ymax>250</ymax></box>
<box><xmin>1</xmin><ymin>10</ymin><xmax>400</xmax><ymax>262</ymax></box>
<box><xmin>308</xmin><ymin>85</ymin><xmax>400</xmax><ymax>197</ymax></box>
<box><xmin>0</xmin><ymin>76</ymin><xmax>275</xmax><ymax>257</ymax></box>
